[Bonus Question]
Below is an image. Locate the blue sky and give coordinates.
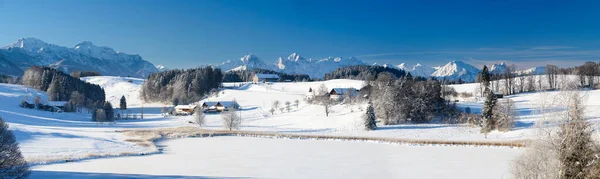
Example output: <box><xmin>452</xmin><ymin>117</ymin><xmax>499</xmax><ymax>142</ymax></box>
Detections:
<box><xmin>1</xmin><ymin>0</ymin><xmax>600</xmax><ymax>69</ymax></box>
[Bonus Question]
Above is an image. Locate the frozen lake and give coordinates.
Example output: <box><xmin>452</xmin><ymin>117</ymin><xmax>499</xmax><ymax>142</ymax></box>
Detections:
<box><xmin>32</xmin><ymin>137</ymin><xmax>522</xmax><ymax>178</ymax></box>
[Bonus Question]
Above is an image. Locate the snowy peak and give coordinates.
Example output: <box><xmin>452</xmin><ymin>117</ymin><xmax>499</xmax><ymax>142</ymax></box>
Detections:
<box><xmin>2</xmin><ymin>38</ymin><xmax>59</xmax><ymax>54</ymax></box>
<box><xmin>0</xmin><ymin>38</ymin><xmax>158</xmax><ymax>77</ymax></box>
<box><xmin>4</xmin><ymin>37</ymin><xmax>48</xmax><ymax>49</ymax></box>
<box><xmin>410</xmin><ymin>63</ymin><xmax>435</xmax><ymax>77</ymax></box>
<box><xmin>240</xmin><ymin>53</ymin><xmax>260</xmax><ymax>63</ymax></box>
<box><xmin>489</xmin><ymin>62</ymin><xmax>507</xmax><ymax>74</ymax></box>
<box><xmin>156</xmin><ymin>65</ymin><xmax>169</xmax><ymax>71</ymax></box>
<box><xmin>216</xmin><ymin>54</ymin><xmax>365</xmax><ymax>78</ymax></box>
<box><xmin>519</xmin><ymin>66</ymin><xmax>545</xmax><ymax>75</ymax></box>
<box><xmin>287</xmin><ymin>53</ymin><xmax>307</xmax><ymax>62</ymax></box>
<box><xmin>431</xmin><ymin>60</ymin><xmax>480</xmax><ymax>82</ymax></box>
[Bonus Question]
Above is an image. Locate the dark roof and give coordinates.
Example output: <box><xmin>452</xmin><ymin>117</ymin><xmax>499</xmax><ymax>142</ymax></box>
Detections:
<box><xmin>330</xmin><ymin>88</ymin><xmax>358</xmax><ymax>95</ymax></box>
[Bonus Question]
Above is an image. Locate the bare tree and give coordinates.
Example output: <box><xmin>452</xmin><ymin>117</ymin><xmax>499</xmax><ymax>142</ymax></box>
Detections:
<box><xmin>493</xmin><ymin>99</ymin><xmax>516</xmax><ymax>131</ymax></box>
<box><xmin>512</xmin><ymin>89</ymin><xmax>600</xmax><ymax>178</ymax></box>
<box><xmin>221</xmin><ymin>109</ymin><xmax>241</xmax><ymax>131</ymax></box>
<box><xmin>69</xmin><ymin>91</ymin><xmax>85</xmax><ymax>112</ymax></box>
<box><xmin>546</xmin><ymin>64</ymin><xmax>559</xmax><ymax>90</ymax></box>
<box><xmin>272</xmin><ymin>100</ymin><xmax>280</xmax><ymax>113</ymax></box>
<box><xmin>317</xmin><ymin>84</ymin><xmax>329</xmax><ymax>96</ymax></box>
<box><xmin>285</xmin><ymin>101</ymin><xmax>291</xmax><ymax>112</ymax></box>
<box><xmin>95</xmin><ymin>109</ymin><xmax>106</xmax><ymax>124</ymax></box>
<box><xmin>161</xmin><ymin>107</ymin><xmax>167</xmax><ymax>117</ymax></box>
<box><xmin>294</xmin><ymin>99</ymin><xmax>300</xmax><ymax>108</ymax></box>
<box><xmin>269</xmin><ymin>108</ymin><xmax>275</xmax><ymax>115</ymax></box>
<box><xmin>0</xmin><ymin>116</ymin><xmax>30</xmax><ymax>178</ymax></box>
<box><xmin>194</xmin><ymin>110</ymin><xmax>206</xmax><ymax>127</ymax></box>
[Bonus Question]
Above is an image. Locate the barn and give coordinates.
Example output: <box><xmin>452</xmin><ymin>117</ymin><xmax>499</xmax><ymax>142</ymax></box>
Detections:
<box><xmin>174</xmin><ymin>104</ymin><xmax>197</xmax><ymax>115</ymax></box>
<box><xmin>252</xmin><ymin>74</ymin><xmax>279</xmax><ymax>84</ymax></box>
<box><xmin>201</xmin><ymin>101</ymin><xmax>240</xmax><ymax>112</ymax></box>
<box><xmin>329</xmin><ymin>88</ymin><xmax>358</xmax><ymax>100</ymax></box>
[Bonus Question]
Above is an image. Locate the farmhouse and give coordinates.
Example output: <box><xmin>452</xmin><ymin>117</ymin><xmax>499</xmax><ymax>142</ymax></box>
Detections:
<box><xmin>329</xmin><ymin>88</ymin><xmax>358</xmax><ymax>100</ymax></box>
<box><xmin>48</xmin><ymin>101</ymin><xmax>67</xmax><ymax>111</ymax></box>
<box><xmin>174</xmin><ymin>104</ymin><xmax>197</xmax><ymax>115</ymax></box>
<box><xmin>253</xmin><ymin>74</ymin><xmax>279</xmax><ymax>83</ymax></box>
<box><xmin>201</xmin><ymin>101</ymin><xmax>240</xmax><ymax>112</ymax></box>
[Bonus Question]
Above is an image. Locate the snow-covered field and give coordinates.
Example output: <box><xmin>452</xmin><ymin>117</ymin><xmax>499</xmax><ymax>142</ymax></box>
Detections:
<box><xmin>8</xmin><ymin>75</ymin><xmax>600</xmax><ymax>177</ymax></box>
<box><xmin>31</xmin><ymin>137</ymin><xmax>522</xmax><ymax>179</ymax></box>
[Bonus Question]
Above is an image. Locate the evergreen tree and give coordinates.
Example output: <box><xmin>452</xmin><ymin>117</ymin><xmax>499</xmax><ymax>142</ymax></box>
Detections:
<box><xmin>481</xmin><ymin>91</ymin><xmax>497</xmax><ymax>134</ymax></box>
<box><xmin>103</xmin><ymin>102</ymin><xmax>115</xmax><ymax>122</ymax></box>
<box><xmin>119</xmin><ymin>95</ymin><xmax>127</xmax><ymax>110</ymax></box>
<box><xmin>480</xmin><ymin>65</ymin><xmax>491</xmax><ymax>93</ymax></box>
<box><xmin>0</xmin><ymin>116</ymin><xmax>30</xmax><ymax>178</ymax></box>
<box><xmin>363</xmin><ymin>101</ymin><xmax>377</xmax><ymax>130</ymax></box>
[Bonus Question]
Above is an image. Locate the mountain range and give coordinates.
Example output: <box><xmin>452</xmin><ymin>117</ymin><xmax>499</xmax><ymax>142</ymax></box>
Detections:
<box><xmin>215</xmin><ymin>53</ymin><xmax>365</xmax><ymax>78</ymax></box>
<box><xmin>0</xmin><ymin>38</ymin><xmax>546</xmax><ymax>82</ymax></box>
<box><xmin>0</xmin><ymin>38</ymin><xmax>158</xmax><ymax>77</ymax></box>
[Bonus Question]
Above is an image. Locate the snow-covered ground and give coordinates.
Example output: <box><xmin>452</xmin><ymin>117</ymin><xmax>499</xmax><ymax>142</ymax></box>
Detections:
<box><xmin>9</xmin><ymin>75</ymin><xmax>600</xmax><ymax>177</ymax></box>
<box><xmin>0</xmin><ymin>82</ymin><xmax>182</xmax><ymax>164</ymax></box>
<box><xmin>31</xmin><ymin>137</ymin><xmax>522</xmax><ymax>179</ymax></box>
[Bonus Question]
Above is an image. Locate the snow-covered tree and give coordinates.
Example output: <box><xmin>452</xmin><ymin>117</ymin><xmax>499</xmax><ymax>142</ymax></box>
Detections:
<box><xmin>363</xmin><ymin>101</ymin><xmax>377</xmax><ymax>130</ymax></box>
<box><xmin>194</xmin><ymin>109</ymin><xmax>205</xmax><ymax>127</ymax></box>
<box><xmin>0</xmin><ymin>116</ymin><xmax>30</xmax><ymax>178</ymax></box>
<box><xmin>95</xmin><ymin>109</ymin><xmax>106</xmax><ymax>124</ymax></box>
<box><xmin>493</xmin><ymin>99</ymin><xmax>516</xmax><ymax>131</ymax></box>
<box><xmin>481</xmin><ymin>91</ymin><xmax>497</xmax><ymax>134</ymax></box>
<box><xmin>47</xmin><ymin>77</ymin><xmax>60</xmax><ymax>101</ymax></box>
<box><xmin>269</xmin><ymin>108</ymin><xmax>275</xmax><ymax>115</ymax></box>
<box><xmin>273</xmin><ymin>100</ymin><xmax>280</xmax><ymax>113</ymax></box>
<box><xmin>285</xmin><ymin>101</ymin><xmax>291</xmax><ymax>112</ymax></box>
<box><xmin>221</xmin><ymin>109</ymin><xmax>241</xmax><ymax>131</ymax></box>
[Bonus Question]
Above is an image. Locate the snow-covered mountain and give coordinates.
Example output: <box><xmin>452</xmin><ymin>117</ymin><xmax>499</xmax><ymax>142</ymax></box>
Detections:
<box><xmin>0</xmin><ymin>38</ymin><xmax>158</xmax><ymax>77</ymax></box>
<box><xmin>519</xmin><ymin>66</ymin><xmax>545</xmax><ymax>75</ymax></box>
<box><xmin>217</xmin><ymin>53</ymin><xmax>270</xmax><ymax>72</ymax></box>
<box><xmin>216</xmin><ymin>53</ymin><xmax>365</xmax><ymax>78</ymax></box>
<box><xmin>409</xmin><ymin>63</ymin><xmax>436</xmax><ymax>77</ymax></box>
<box><xmin>155</xmin><ymin>65</ymin><xmax>169</xmax><ymax>71</ymax></box>
<box><xmin>431</xmin><ymin>61</ymin><xmax>480</xmax><ymax>82</ymax></box>
<box><xmin>489</xmin><ymin>62</ymin><xmax>507</xmax><ymax>74</ymax></box>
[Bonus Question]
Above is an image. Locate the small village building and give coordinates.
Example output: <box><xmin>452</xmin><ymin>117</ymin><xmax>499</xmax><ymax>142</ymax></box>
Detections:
<box><xmin>174</xmin><ymin>104</ymin><xmax>197</xmax><ymax>115</ymax></box>
<box><xmin>253</xmin><ymin>74</ymin><xmax>279</xmax><ymax>84</ymax></box>
<box><xmin>329</xmin><ymin>88</ymin><xmax>358</xmax><ymax>100</ymax></box>
<box><xmin>47</xmin><ymin>101</ymin><xmax>68</xmax><ymax>113</ymax></box>
<box><xmin>201</xmin><ymin>101</ymin><xmax>240</xmax><ymax>112</ymax></box>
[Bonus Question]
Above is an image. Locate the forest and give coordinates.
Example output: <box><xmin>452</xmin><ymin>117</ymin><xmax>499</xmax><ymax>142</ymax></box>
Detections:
<box><xmin>141</xmin><ymin>66</ymin><xmax>223</xmax><ymax>104</ymax></box>
<box><xmin>21</xmin><ymin>66</ymin><xmax>106</xmax><ymax>109</ymax></box>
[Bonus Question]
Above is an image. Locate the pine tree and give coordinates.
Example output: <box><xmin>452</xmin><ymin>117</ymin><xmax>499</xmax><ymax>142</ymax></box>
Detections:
<box><xmin>0</xmin><ymin>116</ymin><xmax>30</xmax><ymax>178</ymax></box>
<box><xmin>363</xmin><ymin>101</ymin><xmax>377</xmax><ymax>130</ymax></box>
<box><xmin>480</xmin><ymin>65</ymin><xmax>491</xmax><ymax>97</ymax></box>
<box><xmin>103</xmin><ymin>102</ymin><xmax>115</xmax><ymax>122</ymax></box>
<box><xmin>119</xmin><ymin>95</ymin><xmax>127</xmax><ymax>110</ymax></box>
<box><xmin>481</xmin><ymin>91</ymin><xmax>497</xmax><ymax>134</ymax></box>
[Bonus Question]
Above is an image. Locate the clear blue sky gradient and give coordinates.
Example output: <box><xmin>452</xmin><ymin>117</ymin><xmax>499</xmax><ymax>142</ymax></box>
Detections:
<box><xmin>1</xmin><ymin>0</ymin><xmax>600</xmax><ymax>69</ymax></box>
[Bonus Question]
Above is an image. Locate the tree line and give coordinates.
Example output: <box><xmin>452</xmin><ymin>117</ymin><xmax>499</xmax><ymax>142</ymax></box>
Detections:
<box><xmin>141</xmin><ymin>66</ymin><xmax>223</xmax><ymax>104</ymax></box>
<box><xmin>21</xmin><ymin>66</ymin><xmax>106</xmax><ymax>109</ymax></box>
<box><xmin>222</xmin><ymin>68</ymin><xmax>311</xmax><ymax>82</ymax></box>
<box><xmin>323</xmin><ymin>65</ymin><xmax>409</xmax><ymax>81</ymax></box>
<box><xmin>476</xmin><ymin>62</ymin><xmax>600</xmax><ymax>97</ymax></box>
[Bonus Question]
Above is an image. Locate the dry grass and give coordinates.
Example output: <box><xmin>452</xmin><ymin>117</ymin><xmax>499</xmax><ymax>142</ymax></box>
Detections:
<box><xmin>119</xmin><ymin>127</ymin><xmax>527</xmax><ymax>148</ymax></box>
